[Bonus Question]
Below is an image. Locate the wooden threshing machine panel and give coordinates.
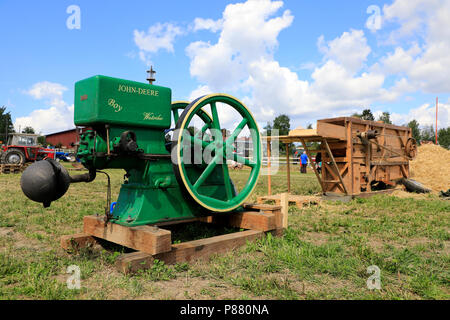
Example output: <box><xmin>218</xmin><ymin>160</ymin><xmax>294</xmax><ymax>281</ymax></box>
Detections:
<box><xmin>316</xmin><ymin>117</ymin><xmax>416</xmax><ymax>195</ymax></box>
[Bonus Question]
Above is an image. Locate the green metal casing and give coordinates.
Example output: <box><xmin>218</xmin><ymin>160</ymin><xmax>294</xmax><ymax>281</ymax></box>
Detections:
<box><xmin>74</xmin><ymin>75</ymin><xmax>171</xmax><ymax>129</ymax></box>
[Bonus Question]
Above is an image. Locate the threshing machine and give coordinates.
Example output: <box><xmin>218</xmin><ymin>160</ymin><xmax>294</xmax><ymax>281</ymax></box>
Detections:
<box><xmin>21</xmin><ymin>75</ymin><xmax>261</xmax><ymax>226</ymax></box>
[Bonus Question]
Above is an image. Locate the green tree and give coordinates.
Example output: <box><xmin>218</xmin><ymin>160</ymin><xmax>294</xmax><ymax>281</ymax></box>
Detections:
<box><xmin>437</xmin><ymin>127</ymin><xmax>450</xmax><ymax>149</ymax></box>
<box><xmin>263</xmin><ymin>122</ymin><xmax>272</xmax><ymax>136</ymax></box>
<box><xmin>378</xmin><ymin>111</ymin><xmax>392</xmax><ymax>124</ymax></box>
<box><xmin>37</xmin><ymin>136</ymin><xmax>47</xmax><ymax>146</ymax></box>
<box><xmin>352</xmin><ymin>109</ymin><xmax>374</xmax><ymax>121</ymax></box>
<box><xmin>272</xmin><ymin>114</ymin><xmax>291</xmax><ymax>153</ymax></box>
<box><xmin>361</xmin><ymin>109</ymin><xmax>375</xmax><ymax>121</ymax></box>
<box><xmin>420</xmin><ymin>125</ymin><xmax>435</xmax><ymax>142</ymax></box>
<box><xmin>407</xmin><ymin>120</ymin><xmax>421</xmax><ymax>143</ymax></box>
<box><xmin>22</xmin><ymin>126</ymin><xmax>35</xmax><ymax>134</ymax></box>
<box><xmin>0</xmin><ymin>105</ymin><xmax>14</xmax><ymax>144</ymax></box>
<box><xmin>273</xmin><ymin>114</ymin><xmax>290</xmax><ymax>135</ymax></box>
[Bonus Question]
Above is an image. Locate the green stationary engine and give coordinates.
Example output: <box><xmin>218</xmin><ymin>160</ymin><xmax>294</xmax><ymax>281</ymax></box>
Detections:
<box><xmin>20</xmin><ymin>75</ymin><xmax>261</xmax><ymax>226</ymax></box>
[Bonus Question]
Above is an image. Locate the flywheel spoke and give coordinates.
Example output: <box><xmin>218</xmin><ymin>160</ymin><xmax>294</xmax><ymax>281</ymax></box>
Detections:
<box><xmin>189</xmin><ymin>135</ymin><xmax>213</xmax><ymax>149</ymax></box>
<box><xmin>233</xmin><ymin>153</ymin><xmax>256</xmax><ymax>168</ymax></box>
<box><xmin>194</xmin><ymin>122</ymin><xmax>212</xmax><ymax>140</ymax></box>
<box><xmin>226</xmin><ymin>118</ymin><xmax>248</xmax><ymax>145</ymax></box>
<box><xmin>210</xmin><ymin>102</ymin><xmax>221</xmax><ymax>130</ymax></box>
<box><xmin>193</xmin><ymin>153</ymin><xmax>220</xmax><ymax>190</ymax></box>
<box><xmin>221</xmin><ymin>162</ymin><xmax>233</xmax><ymax>200</ymax></box>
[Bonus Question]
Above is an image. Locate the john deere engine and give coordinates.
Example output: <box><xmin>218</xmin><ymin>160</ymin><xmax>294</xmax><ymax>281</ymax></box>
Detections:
<box><xmin>21</xmin><ymin>75</ymin><xmax>261</xmax><ymax>226</ymax></box>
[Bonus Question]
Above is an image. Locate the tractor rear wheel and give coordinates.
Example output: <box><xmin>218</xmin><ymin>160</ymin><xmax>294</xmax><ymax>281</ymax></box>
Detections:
<box><xmin>4</xmin><ymin>148</ymin><xmax>26</xmax><ymax>165</ymax></box>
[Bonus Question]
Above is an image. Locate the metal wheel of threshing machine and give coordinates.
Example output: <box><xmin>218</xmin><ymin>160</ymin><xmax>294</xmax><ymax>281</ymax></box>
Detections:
<box><xmin>171</xmin><ymin>94</ymin><xmax>261</xmax><ymax>212</ymax></box>
<box><xmin>405</xmin><ymin>137</ymin><xmax>418</xmax><ymax>160</ymax></box>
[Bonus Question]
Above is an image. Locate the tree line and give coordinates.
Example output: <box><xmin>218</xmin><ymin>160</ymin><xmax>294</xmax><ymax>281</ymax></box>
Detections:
<box><xmin>351</xmin><ymin>108</ymin><xmax>449</xmax><ymax>148</ymax></box>
<box><xmin>263</xmin><ymin>108</ymin><xmax>450</xmax><ymax>149</ymax></box>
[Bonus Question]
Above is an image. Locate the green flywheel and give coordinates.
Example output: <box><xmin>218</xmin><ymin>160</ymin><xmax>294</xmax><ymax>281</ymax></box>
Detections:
<box><xmin>171</xmin><ymin>94</ymin><xmax>261</xmax><ymax>212</ymax></box>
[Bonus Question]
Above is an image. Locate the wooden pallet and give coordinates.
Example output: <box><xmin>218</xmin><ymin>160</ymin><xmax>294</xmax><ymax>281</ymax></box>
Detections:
<box><xmin>61</xmin><ymin>201</ymin><xmax>288</xmax><ymax>274</ymax></box>
<box><xmin>0</xmin><ymin>163</ymin><xmax>27</xmax><ymax>174</ymax></box>
<box><xmin>257</xmin><ymin>193</ymin><xmax>320</xmax><ymax>208</ymax></box>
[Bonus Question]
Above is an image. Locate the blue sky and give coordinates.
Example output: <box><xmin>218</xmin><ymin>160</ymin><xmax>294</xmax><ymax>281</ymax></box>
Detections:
<box><xmin>0</xmin><ymin>0</ymin><xmax>449</xmax><ymax>134</ymax></box>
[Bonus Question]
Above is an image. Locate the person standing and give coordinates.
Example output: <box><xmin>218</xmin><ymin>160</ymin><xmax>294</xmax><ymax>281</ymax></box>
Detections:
<box><xmin>315</xmin><ymin>151</ymin><xmax>322</xmax><ymax>174</ymax></box>
<box><xmin>300</xmin><ymin>151</ymin><xmax>308</xmax><ymax>174</ymax></box>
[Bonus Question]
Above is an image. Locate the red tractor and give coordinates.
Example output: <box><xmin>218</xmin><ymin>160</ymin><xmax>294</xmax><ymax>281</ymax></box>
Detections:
<box><xmin>0</xmin><ymin>133</ymin><xmax>55</xmax><ymax>165</ymax></box>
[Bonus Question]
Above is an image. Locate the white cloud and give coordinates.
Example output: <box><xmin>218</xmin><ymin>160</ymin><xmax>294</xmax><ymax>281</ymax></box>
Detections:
<box><xmin>319</xmin><ymin>29</ymin><xmax>371</xmax><ymax>74</ymax></box>
<box><xmin>186</xmin><ymin>40</ymin><xmax>244</xmax><ymax>90</ymax></box>
<box><xmin>381</xmin><ymin>0</ymin><xmax>450</xmax><ymax>93</ymax></box>
<box><xmin>14</xmin><ymin>105</ymin><xmax>75</xmax><ymax>135</ymax></box>
<box><xmin>186</xmin><ymin>0</ymin><xmax>293</xmax><ymax>91</ymax></box>
<box><xmin>15</xmin><ymin>82</ymin><xmax>74</xmax><ymax>135</ymax></box>
<box><xmin>381</xmin><ymin>44</ymin><xmax>421</xmax><ymax>74</ymax></box>
<box><xmin>25</xmin><ymin>81</ymin><xmax>67</xmax><ymax>100</ymax></box>
<box><xmin>134</xmin><ymin>23</ymin><xmax>183</xmax><ymax>64</ymax></box>
<box><xmin>193</xmin><ymin>18</ymin><xmax>223</xmax><ymax>32</ymax></box>
<box><xmin>391</xmin><ymin>100</ymin><xmax>449</xmax><ymax>128</ymax></box>
<box><xmin>188</xmin><ymin>85</ymin><xmax>212</xmax><ymax>101</ymax></box>
<box><xmin>383</xmin><ymin>0</ymin><xmax>441</xmax><ymax>40</ymax></box>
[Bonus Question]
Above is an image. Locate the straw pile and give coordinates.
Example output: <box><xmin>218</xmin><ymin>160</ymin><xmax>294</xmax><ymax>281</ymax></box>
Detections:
<box><xmin>410</xmin><ymin>144</ymin><xmax>450</xmax><ymax>192</ymax></box>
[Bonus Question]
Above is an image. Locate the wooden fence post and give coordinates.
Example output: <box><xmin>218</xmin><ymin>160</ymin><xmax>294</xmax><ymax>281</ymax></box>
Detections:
<box><xmin>280</xmin><ymin>192</ymin><xmax>288</xmax><ymax>229</ymax></box>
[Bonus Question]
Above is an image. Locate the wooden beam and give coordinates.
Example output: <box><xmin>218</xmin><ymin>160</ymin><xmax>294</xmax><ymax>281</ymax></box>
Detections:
<box><xmin>286</xmin><ymin>143</ymin><xmax>291</xmax><ymax>193</ymax></box>
<box><xmin>317</xmin><ymin>122</ymin><xmax>347</xmax><ymax>140</ymax></box>
<box><xmin>267</xmin><ymin>140</ymin><xmax>272</xmax><ymax>196</ymax></box>
<box><xmin>400</xmin><ymin>164</ymin><xmax>408</xmax><ymax>178</ymax></box>
<box><xmin>346</xmin><ymin>121</ymin><xmax>355</xmax><ymax>194</ymax></box>
<box><xmin>83</xmin><ymin>215</ymin><xmax>172</xmax><ymax>255</ymax></box>
<box><xmin>115</xmin><ymin>229</ymin><xmax>265</xmax><ymax>273</ymax></box>
<box><xmin>365</xmin><ymin>124</ymin><xmax>372</xmax><ymax>192</ymax></box>
<box><xmin>322</xmin><ymin>162</ymin><xmax>345</xmax><ymax>193</ymax></box>
<box><xmin>323</xmin><ymin>139</ymin><xmax>349</xmax><ymax>195</ymax></box>
<box><xmin>164</xmin><ymin>231</ymin><xmax>263</xmax><ymax>262</ymax></box>
<box><xmin>115</xmin><ymin>252</ymin><xmax>154</xmax><ymax>274</ymax></box>
<box><xmin>300</xmin><ymin>138</ymin><xmax>325</xmax><ymax>193</ymax></box>
<box><xmin>370</xmin><ymin>161</ymin><xmax>409</xmax><ymax>166</ymax></box>
<box><xmin>60</xmin><ymin>233</ymin><xmax>97</xmax><ymax>252</ymax></box>
<box><xmin>242</xmin><ymin>203</ymin><xmax>282</xmax><ymax>212</ymax></box>
<box><xmin>206</xmin><ymin>211</ymin><xmax>277</xmax><ymax>231</ymax></box>
<box><xmin>280</xmin><ymin>193</ymin><xmax>288</xmax><ymax>229</ymax></box>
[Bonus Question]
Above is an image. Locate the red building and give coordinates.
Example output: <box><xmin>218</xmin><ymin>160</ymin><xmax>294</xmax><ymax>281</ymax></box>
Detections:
<box><xmin>45</xmin><ymin>128</ymin><xmax>89</xmax><ymax>148</ymax></box>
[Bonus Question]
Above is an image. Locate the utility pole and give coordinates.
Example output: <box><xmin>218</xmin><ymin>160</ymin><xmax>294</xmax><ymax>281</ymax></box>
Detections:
<box><xmin>436</xmin><ymin>97</ymin><xmax>438</xmax><ymax>145</ymax></box>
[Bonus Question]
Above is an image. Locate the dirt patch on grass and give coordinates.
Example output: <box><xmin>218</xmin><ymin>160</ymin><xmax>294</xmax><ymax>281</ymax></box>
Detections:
<box><xmin>149</xmin><ymin>277</ymin><xmax>249</xmax><ymax>300</ymax></box>
<box><xmin>298</xmin><ymin>232</ymin><xmax>331</xmax><ymax>245</ymax></box>
<box><xmin>0</xmin><ymin>227</ymin><xmax>43</xmax><ymax>251</ymax></box>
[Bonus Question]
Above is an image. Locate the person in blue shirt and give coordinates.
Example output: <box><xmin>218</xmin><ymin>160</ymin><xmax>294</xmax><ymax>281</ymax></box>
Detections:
<box><xmin>300</xmin><ymin>151</ymin><xmax>308</xmax><ymax>174</ymax></box>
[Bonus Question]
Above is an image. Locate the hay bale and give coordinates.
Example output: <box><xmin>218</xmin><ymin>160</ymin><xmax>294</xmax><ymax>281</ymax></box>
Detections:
<box><xmin>410</xmin><ymin>144</ymin><xmax>450</xmax><ymax>193</ymax></box>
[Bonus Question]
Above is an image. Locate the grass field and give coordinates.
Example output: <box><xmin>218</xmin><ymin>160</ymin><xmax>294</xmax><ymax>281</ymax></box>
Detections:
<box><xmin>0</xmin><ymin>164</ymin><xmax>449</xmax><ymax>300</ymax></box>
